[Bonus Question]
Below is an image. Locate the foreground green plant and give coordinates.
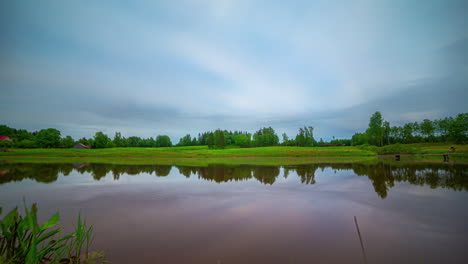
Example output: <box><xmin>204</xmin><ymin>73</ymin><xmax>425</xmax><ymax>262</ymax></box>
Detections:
<box><xmin>0</xmin><ymin>202</ymin><xmax>105</xmax><ymax>264</ymax></box>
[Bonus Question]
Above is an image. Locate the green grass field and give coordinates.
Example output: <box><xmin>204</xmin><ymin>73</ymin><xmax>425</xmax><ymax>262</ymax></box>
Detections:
<box><xmin>0</xmin><ymin>144</ymin><xmax>466</xmax><ymax>165</ymax></box>
<box><xmin>0</xmin><ymin>145</ymin><xmax>376</xmax><ymax>158</ymax></box>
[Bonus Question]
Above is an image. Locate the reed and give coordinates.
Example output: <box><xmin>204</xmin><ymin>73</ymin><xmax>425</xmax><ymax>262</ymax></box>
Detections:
<box><xmin>0</xmin><ymin>202</ymin><xmax>105</xmax><ymax>264</ymax></box>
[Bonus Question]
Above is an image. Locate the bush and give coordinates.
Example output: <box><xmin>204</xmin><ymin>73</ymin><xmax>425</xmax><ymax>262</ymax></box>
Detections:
<box><xmin>356</xmin><ymin>144</ymin><xmax>379</xmax><ymax>153</ymax></box>
<box><xmin>15</xmin><ymin>139</ymin><xmax>37</xmax><ymax>148</ymax></box>
<box><xmin>0</xmin><ymin>140</ymin><xmax>13</xmax><ymax>149</ymax></box>
<box><xmin>356</xmin><ymin>143</ymin><xmax>421</xmax><ymax>155</ymax></box>
<box><xmin>378</xmin><ymin>144</ymin><xmax>421</xmax><ymax>154</ymax></box>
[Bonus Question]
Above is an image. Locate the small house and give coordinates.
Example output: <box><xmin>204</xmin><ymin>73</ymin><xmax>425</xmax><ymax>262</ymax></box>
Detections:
<box><xmin>0</xmin><ymin>136</ymin><xmax>12</xmax><ymax>142</ymax></box>
<box><xmin>74</xmin><ymin>143</ymin><xmax>91</xmax><ymax>149</ymax></box>
<box><xmin>73</xmin><ymin>163</ymin><xmax>90</xmax><ymax>169</ymax></box>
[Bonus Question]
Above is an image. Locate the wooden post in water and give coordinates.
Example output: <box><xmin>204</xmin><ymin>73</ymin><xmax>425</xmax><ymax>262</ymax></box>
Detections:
<box><xmin>395</xmin><ymin>154</ymin><xmax>400</xmax><ymax>161</ymax></box>
<box><xmin>354</xmin><ymin>216</ymin><xmax>368</xmax><ymax>264</ymax></box>
<box><xmin>443</xmin><ymin>154</ymin><xmax>449</xmax><ymax>162</ymax></box>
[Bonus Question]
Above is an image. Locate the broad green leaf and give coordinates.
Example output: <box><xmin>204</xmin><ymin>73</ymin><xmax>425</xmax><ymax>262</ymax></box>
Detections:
<box><xmin>26</xmin><ymin>240</ymin><xmax>38</xmax><ymax>264</ymax></box>
<box><xmin>20</xmin><ymin>233</ymin><xmax>34</xmax><ymax>253</ymax></box>
<box><xmin>38</xmin><ymin>229</ymin><xmax>60</xmax><ymax>244</ymax></box>
<box><xmin>2</xmin><ymin>207</ymin><xmax>18</xmax><ymax>228</ymax></box>
<box><xmin>41</xmin><ymin>212</ymin><xmax>60</xmax><ymax>231</ymax></box>
<box><xmin>18</xmin><ymin>215</ymin><xmax>32</xmax><ymax>234</ymax></box>
<box><xmin>30</xmin><ymin>203</ymin><xmax>40</xmax><ymax>234</ymax></box>
<box><xmin>56</xmin><ymin>233</ymin><xmax>76</xmax><ymax>243</ymax></box>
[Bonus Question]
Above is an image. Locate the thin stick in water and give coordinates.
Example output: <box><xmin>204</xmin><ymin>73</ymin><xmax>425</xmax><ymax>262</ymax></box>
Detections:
<box><xmin>354</xmin><ymin>216</ymin><xmax>368</xmax><ymax>264</ymax></box>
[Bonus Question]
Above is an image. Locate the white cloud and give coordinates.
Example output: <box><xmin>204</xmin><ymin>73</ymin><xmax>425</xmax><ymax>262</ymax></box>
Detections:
<box><xmin>166</xmin><ymin>33</ymin><xmax>311</xmax><ymax>115</ymax></box>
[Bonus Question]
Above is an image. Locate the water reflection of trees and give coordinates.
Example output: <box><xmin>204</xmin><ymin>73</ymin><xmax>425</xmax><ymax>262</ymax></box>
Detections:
<box><xmin>0</xmin><ymin>162</ymin><xmax>466</xmax><ymax>198</ymax></box>
<box><xmin>0</xmin><ymin>163</ymin><xmax>73</xmax><ymax>184</ymax></box>
<box><xmin>352</xmin><ymin>162</ymin><xmax>468</xmax><ymax>198</ymax></box>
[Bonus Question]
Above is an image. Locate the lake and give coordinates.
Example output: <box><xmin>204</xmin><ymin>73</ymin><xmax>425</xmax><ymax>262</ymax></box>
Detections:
<box><xmin>1</xmin><ymin>161</ymin><xmax>467</xmax><ymax>263</ymax></box>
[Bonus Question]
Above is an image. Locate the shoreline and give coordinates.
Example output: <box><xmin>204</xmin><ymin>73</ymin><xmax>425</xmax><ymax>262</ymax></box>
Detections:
<box><xmin>0</xmin><ymin>144</ymin><xmax>467</xmax><ymax>166</ymax></box>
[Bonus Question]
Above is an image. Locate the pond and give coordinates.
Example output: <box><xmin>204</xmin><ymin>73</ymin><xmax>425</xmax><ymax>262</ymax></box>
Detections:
<box><xmin>1</xmin><ymin>161</ymin><xmax>467</xmax><ymax>263</ymax></box>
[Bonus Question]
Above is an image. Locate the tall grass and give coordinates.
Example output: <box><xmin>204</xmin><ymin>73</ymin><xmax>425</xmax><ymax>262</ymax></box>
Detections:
<box><xmin>356</xmin><ymin>143</ymin><xmax>468</xmax><ymax>155</ymax></box>
<box><xmin>357</xmin><ymin>143</ymin><xmax>421</xmax><ymax>154</ymax></box>
<box><xmin>0</xmin><ymin>202</ymin><xmax>105</xmax><ymax>264</ymax></box>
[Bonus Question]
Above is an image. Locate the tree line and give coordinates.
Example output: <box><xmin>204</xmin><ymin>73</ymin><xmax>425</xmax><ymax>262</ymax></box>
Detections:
<box><xmin>1</xmin><ymin>111</ymin><xmax>465</xmax><ymax>149</ymax></box>
<box><xmin>0</xmin><ymin>125</ymin><xmax>317</xmax><ymax>149</ymax></box>
<box><xmin>352</xmin><ymin>112</ymin><xmax>468</xmax><ymax>146</ymax></box>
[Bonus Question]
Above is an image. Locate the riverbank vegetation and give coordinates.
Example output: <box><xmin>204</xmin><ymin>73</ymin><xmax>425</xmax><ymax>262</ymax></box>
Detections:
<box><xmin>0</xmin><ymin>203</ymin><xmax>104</xmax><ymax>264</ymax></box>
<box><xmin>0</xmin><ymin>143</ymin><xmax>466</xmax><ymax>166</ymax></box>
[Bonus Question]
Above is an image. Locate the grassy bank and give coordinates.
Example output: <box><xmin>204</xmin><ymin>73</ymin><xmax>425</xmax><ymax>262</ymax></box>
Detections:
<box><xmin>0</xmin><ymin>146</ymin><xmax>375</xmax><ymax>165</ymax></box>
<box><xmin>0</xmin><ymin>156</ymin><xmax>379</xmax><ymax>166</ymax></box>
<box><xmin>0</xmin><ymin>144</ymin><xmax>466</xmax><ymax>165</ymax></box>
<box><xmin>357</xmin><ymin>143</ymin><xmax>468</xmax><ymax>155</ymax></box>
<box><xmin>0</xmin><ymin>146</ymin><xmax>375</xmax><ymax>158</ymax></box>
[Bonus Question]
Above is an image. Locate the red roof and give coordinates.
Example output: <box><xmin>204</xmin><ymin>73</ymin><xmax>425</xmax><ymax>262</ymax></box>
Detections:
<box><xmin>0</xmin><ymin>136</ymin><xmax>12</xmax><ymax>141</ymax></box>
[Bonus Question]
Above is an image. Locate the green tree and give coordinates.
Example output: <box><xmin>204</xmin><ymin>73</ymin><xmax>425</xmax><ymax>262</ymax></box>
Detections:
<box><xmin>402</xmin><ymin>123</ymin><xmax>414</xmax><ymax>143</ymax></box>
<box><xmin>15</xmin><ymin>139</ymin><xmax>37</xmax><ymax>148</ymax></box>
<box><xmin>206</xmin><ymin>132</ymin><xmax>214</xmax><ymax>148</ymax></box>
<box><xmin>303</xmin><ymin>126</ymin><xmax>316</xmax><ymax>147</ymax></box>
<box><xmin>191</xmin><ymin>137</ymin><xmax>199</xmax><ymax>146</ymax></box>
<box><xmin>0</xmin><ymin>139</ymin><xmax>14</xmax><ymax>148</ymax></box>
<box><xmin>113</xmin><ymin>132</ymin><xmax>126</xmax><ymax>147</ymax></box>
<box><xmin>330</xmin><ymin>138</ymin><xmax>352</xmax><ymax>146</ymax></box>
<box><xmin>61</xmin><ymin>136</ymin><xmax>75</xmax><ymax>148</ymax></box>
<box><xmin>14</xmin><ymin>129</ymin><xmax>34</xmax><ymax>142</ymax></box>
<box><xmin>0</xmin><ymin>125</ymin><xmax>14</xmax><ymax>137</ymax></box>
<box><xmin>93</xmin><ymin>131</ymin><xmax>113</xmax><ymax>148</ymax></box>
<box><xmin>178</xmin><ymin>134</ymin><xmax>193</xmax><ymax>146</ymax></box>
<box><xmin>282</xmin><ymin>133</ymin><xmax>289</xmax><ymax>146</ymax></box>
<box><xmin>155</xmin><ymin>135</ymin><xmax>172</xmax><ymax>147</ymax></box>
<box><xmin>383</xmin><ymin>121</ymin><xmax>391</xmax><ymax>145</ymax></box>
<box><xmin>233</xmin><ymin>132</ymin><xmax>251</xmax><ymax>147</ymax></box>
<box><xmin>366</xmin><ymin>112</ymin><xmax>384</xmax><ymax>146</ymax></box>
<box><xmin>389</xmin><ymin>126</ymin><xmax>403</xmax><ymax>144</ymax></box>
<box><xmin>412</xmin><ymin>122</ymin><xmax>421</xmax><ymax>142</ymax></box>
<box><xmin>253</xmin><ymin>127</ymin><xmax>279</xmax><ymax>147</ymax></box>
<box><xmin>126</xmin><ymin>136</ymin><xmax>141</xmax><ymax>147</ymax></box>
<box><xmin>213</xmin><ymin>129</ymin><xmax>226</xmax><ymax>149</ymax></box>
<box><xmin>35</xmin><ymin>128</ymin><xmax>61</xmax><ymax>148</ymax></box>
<box><xmin>295</xmin><ymin>127</ymin><xmax>316</xmax><ymax>147</ymax></box>
<box><xmin>435</xmin><ymin>117</ymin><xmax>451</xmax><ymax>141</ymax></box>
<box><xmin>448</xmin><ymin>113</ymin><xmax>468</xmax><ymax>144</ymax></box>
<box><xmin>351</xmin><ymin>133</ymin><xmax>368</xmax><ymax>146</ymax></box>
<box><xmin>420</xmin><ymin>119</ymin><xmax>435</xmax><ymax>142</ymax></box>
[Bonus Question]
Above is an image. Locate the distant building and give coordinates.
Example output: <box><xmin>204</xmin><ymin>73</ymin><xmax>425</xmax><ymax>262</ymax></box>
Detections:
<box><xmin>73</xmin><ymin>163</ymin><xmax>90</xmax><ymax>169</ymax></box>
<box><xmin>74</xmin><ymin>143</ymin><xmax>91</xmax><ymax>149</ymax></box>
<box><xmin>0</xmin><ymin>136</ymin><xmax>12</xmax><ymax>142</ymax></box>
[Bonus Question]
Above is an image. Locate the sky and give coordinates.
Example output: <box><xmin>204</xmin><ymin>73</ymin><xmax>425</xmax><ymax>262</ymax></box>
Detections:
<box><xmin>1</xmin><ymin>0</ymin><xmax>467</xmax><ymax>142</ymax></box>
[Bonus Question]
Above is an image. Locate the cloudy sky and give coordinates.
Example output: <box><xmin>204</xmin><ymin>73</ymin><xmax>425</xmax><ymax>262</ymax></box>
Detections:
<box><xmin>1</xmin><ymin>0</ymin><xmax>467</xmax><ymax>141</ymax></box>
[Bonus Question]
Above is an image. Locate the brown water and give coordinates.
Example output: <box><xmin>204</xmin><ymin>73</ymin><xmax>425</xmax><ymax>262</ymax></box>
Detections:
<box><xmin>1</xmin><ymin>162</ymin><xmax>467</xmax><ymax>263</ymax></box>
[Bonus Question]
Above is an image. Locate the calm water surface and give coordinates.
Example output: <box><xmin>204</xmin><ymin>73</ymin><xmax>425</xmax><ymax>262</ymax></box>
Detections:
<box><xmin>1</xmin><ymin>162</ymin><xmax>467</xmax><ymax>263</ymax></box>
